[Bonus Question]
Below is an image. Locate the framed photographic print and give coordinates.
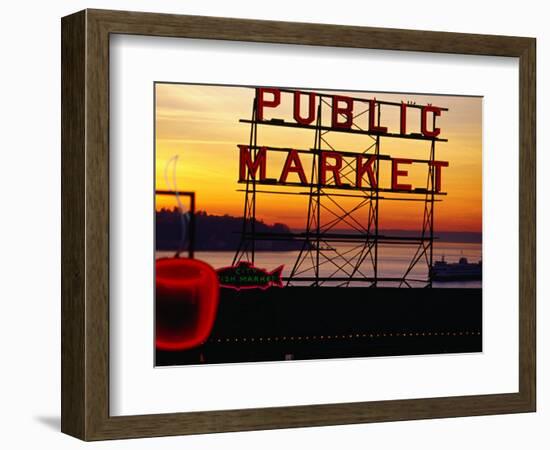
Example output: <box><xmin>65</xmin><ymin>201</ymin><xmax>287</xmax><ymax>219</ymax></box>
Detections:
<box><xmin>61</xmin><ymin>9</ymin><xmax>536</xmax><ymax>440</ymax></box>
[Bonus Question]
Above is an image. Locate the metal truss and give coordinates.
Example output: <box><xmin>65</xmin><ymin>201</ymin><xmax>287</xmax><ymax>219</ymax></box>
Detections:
<box><xmin>233</xmin><ymin>88</ymin><xmax>445</xmax><ymax>288</ymax></box>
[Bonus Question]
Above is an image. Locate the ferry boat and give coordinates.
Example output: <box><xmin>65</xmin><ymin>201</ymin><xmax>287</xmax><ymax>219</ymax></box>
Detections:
<box><xmin>430</xmin><ymin>256</ymin><xmax>482</xmax><ymax>281</ymax></box>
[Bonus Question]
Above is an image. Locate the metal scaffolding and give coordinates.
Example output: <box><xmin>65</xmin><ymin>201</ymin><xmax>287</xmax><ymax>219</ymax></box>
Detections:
<box><xmin>233</xmin><ymin>88</ymin><xmax>447</xmax><ymax>288</ymax></box>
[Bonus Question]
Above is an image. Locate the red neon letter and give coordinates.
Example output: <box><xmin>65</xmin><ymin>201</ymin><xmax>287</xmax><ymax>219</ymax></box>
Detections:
<box><xmin>421</xmin><ymin>105</ymin><xmax>442</xmax><ymax>137</ymax></box>
<box><xmin>391</xmin><ymin>158</ymin><xmax>413</xmax><ymax>191</ymax></box>
<box><xmin>400</xmin><ymin>102</ymin><xmax>408</xmax><ymax>135</ymax></box>
<box><xmin>239</xmin><ymin>145</ymin><xmax>267</xmax><ymax>181</ymax></box>
<box><xmin>280</xmin><ymin>150</ymin><xmax>307</xmax><ymax>184</ymax></box>
<box><xmin>356</xmin><ymin>155</ymin><xmax>377</xmax><ymax>189</ymax></box>
<box><xmin>293</xmin><ymin>91</ymin><xmax>316</xmax><ymax>125</ymax></box>
<box><xmin>257</xmin><ymin>88</ymin><xmax>281</xmax><ymax>121</ymax></box>
<box><xmin>331</xmin><ymin>95</ymin><xmax>353</xmax><ymax>129</ymax></box>
<box><xmin>368</xmin><ymin>99</ymin><xmax>388</xmax><ymax>134</ymax></box>
<box><xmin>320</xmin><ymin>152</ymin><xmax>343</xmax><ymax>186</ymax></box>
<box><xmin>429</xmin><ymin>160</ymin><xmax>449</xmax><ymax>192</ymax></box>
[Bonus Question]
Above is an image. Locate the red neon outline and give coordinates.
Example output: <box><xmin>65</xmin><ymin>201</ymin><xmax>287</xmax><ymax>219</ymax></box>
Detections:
<box><xmin>155</xmin><ymin>258</ymin><xmax>220</xmax><ymax>351</ymax></box>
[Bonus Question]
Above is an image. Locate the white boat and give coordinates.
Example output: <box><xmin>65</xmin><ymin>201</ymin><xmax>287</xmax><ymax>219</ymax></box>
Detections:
<box><xmin>430</xmin><ymin>255</ymin><xmax>482</xmax><ymax>281</ymax></box>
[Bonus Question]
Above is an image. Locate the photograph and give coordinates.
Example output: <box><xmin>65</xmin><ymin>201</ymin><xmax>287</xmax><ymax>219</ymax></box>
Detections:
<box><xmin>0</xmin><ymin>1</ymin><xmax>535</xmax><ymax>445</ymax></box>
<box><xmin>154</xmin><ymin>83</ymin><xmax>483</xmax><ymax>366</ymax></box>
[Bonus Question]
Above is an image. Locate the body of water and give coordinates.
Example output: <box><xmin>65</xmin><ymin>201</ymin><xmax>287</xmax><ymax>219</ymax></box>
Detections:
<box><xmin>157</xmin><ymin>241</ymin><xmax>481</xmax><ymax>288</ymax></box>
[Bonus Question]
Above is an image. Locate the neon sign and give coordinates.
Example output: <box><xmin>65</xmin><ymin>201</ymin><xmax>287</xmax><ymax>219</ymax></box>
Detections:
<box><xmin>238</xmin><ymin>88</ymin><xmax>449</xmax><ymax>193</ymax></box>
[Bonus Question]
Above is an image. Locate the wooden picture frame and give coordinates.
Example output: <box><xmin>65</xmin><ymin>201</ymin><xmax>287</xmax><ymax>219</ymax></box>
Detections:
<box><xmin>61</xmin><ymin>9</ymin><xmax>536</xmax><ymax>441</ymax></box>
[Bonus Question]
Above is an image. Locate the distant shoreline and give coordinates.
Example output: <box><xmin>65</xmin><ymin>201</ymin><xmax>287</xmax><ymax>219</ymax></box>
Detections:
<box><xmin>157</xmin><ymin>239</ymin><xmax>481</xmax><ymax>253</ymax></box>
<box><xmin>319</xmin><ymin>229</ymin><xmax>482</xmax><ymax>244</ymax></box>
<box><xmin>156</xmin><ymin>208</ymin><xmax>481</xmax><ymax>252</ymax></box>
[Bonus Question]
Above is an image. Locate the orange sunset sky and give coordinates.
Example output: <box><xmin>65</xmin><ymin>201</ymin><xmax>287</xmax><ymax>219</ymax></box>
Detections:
<box><xmin>155</xmin><ymin>83</ymin><xmax>482</xmax><ymax>233</ymax></box>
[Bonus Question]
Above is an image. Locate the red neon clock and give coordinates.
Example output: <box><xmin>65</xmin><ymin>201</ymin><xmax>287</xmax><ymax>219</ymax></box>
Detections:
<box><xmin>155</xmin><ymin>258</ymin><xmax>220</xmax><ymax>351</ymax></box>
